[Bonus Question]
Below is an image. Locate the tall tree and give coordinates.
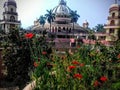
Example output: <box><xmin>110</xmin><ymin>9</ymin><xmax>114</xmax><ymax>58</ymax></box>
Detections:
<box><xmin>45</xmin><ymin>10</ymin><xmax>55</xmax><ymax>31</ymax></box>
<box><xmin>39</xmin><ymin>15</ymin><xmax>46</xmax><ymax>28</ymax></box>
<box><xmin>70</xmin><ymin>10</ymin><xmax>80</xmax><ymax>31</ymax></box>
<box><xmin>95</xmin><ymin>24</ymin><xmax>105</xmax><ymax>33</ymax></box>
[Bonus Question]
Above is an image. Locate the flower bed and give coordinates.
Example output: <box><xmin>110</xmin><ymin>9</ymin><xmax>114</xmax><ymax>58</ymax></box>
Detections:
<box><xmin>2</xmin><ymin>31</ymin><xmax>120</xmax><ymax>90</ymax></box>
<box><xmin>25</xmin><ymin>33</ymin><xmax>120</xmax><ymax>90</ymax></box>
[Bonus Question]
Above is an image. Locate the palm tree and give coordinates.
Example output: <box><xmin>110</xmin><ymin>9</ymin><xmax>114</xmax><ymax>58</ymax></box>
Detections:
<box><xmin>70</xmin><ymin>10</ymin><xmax>80</xmax><ymax>33</ymax></box>
<box><xmin>95</xmin><ymin>24</ymin><xmax>105</xmax><ymax>33</ymax></box>
<box><xmin>39</xmin><ymin>15</ymin><xmax>46</xmax><ymax>28</ymax></box>
<box><xmin>45</xmin><ymin>10</ymin><xmax>55</xmax><ymax>31</ymax></box>
<box><xmin>39</xmin><ymin>15</ymin><xmax>46</xmax><ymax>37</ymax></box>
<box><xmin>70</xmin><ymin>10</ymin><xmax>80</xmax><ymax>38</ymax></box>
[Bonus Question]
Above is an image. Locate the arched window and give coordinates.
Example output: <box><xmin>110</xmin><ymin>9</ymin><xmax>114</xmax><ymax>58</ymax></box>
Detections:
<box><xmin>63</xmin><ymin>27</ymin><xmax>65</xmax><ymax>30</ymax></box>
<box><xmin>110</xmin><ymin>20</ymin><xmax>115</xmax><ymax>26</ymax></box>
<box><xmin>11</xmin><ymin>8</ymin><xmax>13</xmax><ymax>12</ymax></box>
<box><xmin>109</xmin><ymin>28</ymin><xmax>114</xmax><ymax>34</ymax></box>
<box><xmin>58</xmin><ymin>27</ymin><xmax>61</xmax><ymax>32</ymax></box>
<box><xmin>112</xmin><ymin>13</ymin><xmax>115</xmax><ymax>18</ymax></box>
<box><xmin>10</xmin><ymin>16</ymin><xmax>15</xmax><ymax>22</ymax></box>
<box><xmin>4</xmin><ymin>16</ymin><xmax>5</xmax><ymax>20</ymax></box>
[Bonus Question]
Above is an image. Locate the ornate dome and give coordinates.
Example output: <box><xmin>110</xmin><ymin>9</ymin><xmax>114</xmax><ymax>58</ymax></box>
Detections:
<box><xmin>4</xmin><ymin>0</ymin><xmax>17</xmax><ymax>8</ymax></box>
<box><xmin>52</xmin><ymin>0</ymin><xmax>71</xmax><ymax>16</ymax></box>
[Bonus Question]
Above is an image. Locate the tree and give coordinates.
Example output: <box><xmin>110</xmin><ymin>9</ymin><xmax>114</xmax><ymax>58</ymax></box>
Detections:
<box><xmin>95</xmin><ymin>24</ymin><xmax>105</xmax><ymax>33</ymax></box>
<box><xmin>39</xmin><ymin>15</ymin><xmax>47</xmax><ymax>37</ymax></box>
<box><xmin>3</xmin><ymin>27</ymin><xmax>34</xmax><ymax>89</ymax></box>
<box><xmin>45</xmin><ymin>10</ymin><xmax>55</xmax><ymax>31</ymax></box>
<box><xmin>70</xmin><ymin>10</ymin><xmax>80</xmax><ymax>31</ymax></box>
<box><xmin>39</xmin><ymin>15</ymin><xmax>46</xmax><ymax>28</ymax></box>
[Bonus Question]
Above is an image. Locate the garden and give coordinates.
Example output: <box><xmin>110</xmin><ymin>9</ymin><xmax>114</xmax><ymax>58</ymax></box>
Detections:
<box><xmin>0</xmin><ymin>28</ymin><xmax>120</xmax><ymax>90</ymax></box>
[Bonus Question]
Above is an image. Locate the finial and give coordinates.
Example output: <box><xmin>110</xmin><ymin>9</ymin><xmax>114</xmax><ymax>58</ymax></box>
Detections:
<box><xmin>114</xmin><ymin>0</ymin><xmax>118</xmax><ymax>4</ymax></box>
<box><xmin>59</xmin><ymin>0</ymin><xmax>66</xmax><ymax>5</ymax></box>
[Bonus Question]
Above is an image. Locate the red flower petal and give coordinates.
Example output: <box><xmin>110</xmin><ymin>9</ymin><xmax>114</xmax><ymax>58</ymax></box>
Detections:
<box><xmin>34</xmin><ymin>62</ymin><xmax>39</xmax><ymax>67</ymax></box>
<box><xmin>117</xmin><ymin>54</ymin><xmax>120</xmax><ymax>59</ymax></box>
<box><xmin>72</xmin><ymin>61</ymin><xmax>80</xmax><ymax>65</ymax></box>
<box><xmin>100</xmin><ymin>76</ymin><xmax>108</xmax><ymax>82</ymax></box>
<box><xmin>80</xmin><ymin>63</ymin><xmax>85</xmax><ymax>67</ymax></box>
<box><xmin>42</xmin><ymin>51</ymin><xmax>47</xmax><ymax>55</ymax></box>
<box><xmin>74</xmin><ymin>73</ymin><xmax>82</xmax><ymax>79</ymax></box>
<box><xmin>94</xmin><ymin>80</ymin><xmax>100</xmax><ymax>87</ymax></box>
<box><xmin>68</xmin><ymin>66</ymin><xmax>76</xmax><ymax>71</ymax></box>
<box><xmin>25</xmin><ymin>33</ymin><xmax>34</xmax><ymax>39</ymax></box>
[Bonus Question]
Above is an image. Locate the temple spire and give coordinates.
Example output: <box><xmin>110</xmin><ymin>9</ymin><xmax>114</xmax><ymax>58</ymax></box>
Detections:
<box><xmin>59</xmin><ymin>0</ymin><xmax>66</xmax><ymax>5</ymax></box>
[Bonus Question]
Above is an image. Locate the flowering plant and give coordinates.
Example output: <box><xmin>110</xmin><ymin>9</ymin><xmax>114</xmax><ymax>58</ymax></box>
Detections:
<box><xmin>24</xmin><ymin>33</ymin><xmax>120</xmax><ymax>90</ymax></box>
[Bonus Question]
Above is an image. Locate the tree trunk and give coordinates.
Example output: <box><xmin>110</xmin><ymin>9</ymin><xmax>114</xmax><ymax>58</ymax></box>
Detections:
<box><xmin>73</xmin><ymin>22</ymin><xmax>74</xmax><ymax>38</ymax></box>
<box><xmin>50</xmin><ymin>22</ymin><xmax>51</xmax><ymax>32</ymax></box>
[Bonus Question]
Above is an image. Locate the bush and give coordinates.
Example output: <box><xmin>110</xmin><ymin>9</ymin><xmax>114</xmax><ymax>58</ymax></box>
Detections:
<box><xmin>2</xmin><ymin>28</ymin><xmax>34</xmax><ymax>89</ymax></box>
<box><xmin>30</xmin><ymin>38</ymin><xmax>120</xmax><ymax>90</ymax></box>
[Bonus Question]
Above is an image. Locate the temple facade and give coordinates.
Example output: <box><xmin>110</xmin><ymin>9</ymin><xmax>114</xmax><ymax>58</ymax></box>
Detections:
<box><xmin>32</xmin><ymin>0</ymin><xmax>89</xmax><ymax>39</ymax></box>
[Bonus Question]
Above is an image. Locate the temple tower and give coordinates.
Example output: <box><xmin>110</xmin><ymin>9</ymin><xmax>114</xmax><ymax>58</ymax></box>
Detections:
<box><xmin>104</xmin><ymin>0</ymin><xmax>120</xmax><ymax>41</ymax></box>
<box><xmin>0</xmin><ymin>0</ymin><xmax>21</xmax><ymax>33</ymax></box>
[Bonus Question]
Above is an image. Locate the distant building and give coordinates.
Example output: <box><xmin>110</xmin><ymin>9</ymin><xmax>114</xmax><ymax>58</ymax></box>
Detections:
<box><xmin>104</xmin><ymin>2</ymin><xmax>120</xmax><ymax>41</ymax></box>
<box><xmin>32</xmin><ymin>0</ymin><xmax>88</xmax><ymax>39</ymax></box>
<box><xmin>0</xmin><ymin>0</ymin><xmax>21</xmax><ymax>33</ymax></box>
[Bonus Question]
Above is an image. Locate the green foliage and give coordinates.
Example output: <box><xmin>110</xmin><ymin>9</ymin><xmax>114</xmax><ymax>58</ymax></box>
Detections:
<box><xmin>111</xmin><ymin>81</ymin><xmax>120</xmax><ymax>90</ymax></box>
<box><xmin>94</xmin><ymin>24</ymin><xmax>105</xmax><ymax>33</ymax></box>
<box><xmin>2</xmin><ymin>28</ymin><xmax>34</xmax><ymax>88</ymax></box>
<box><xmin>31</xmin><ymin>39</ymin><xmax>120</xmax><ymax>90</ymax></box>
<box><xmin>117</xmin><ymin>28</ymin><xmax>120</xmax><ymax>40</ymax></box>
<box><xmin>70</xmin><ymin>10</ymin><xmax>80</xmax><ymax>23</ymax></box>
<box><xmin>45</xmin><ymin>10</ymin><xmax>55</xmax><ymax>30</ymax></box>
<box><xmin>39</xmin><ymin>15</ymin><xmax>46</xmax><ymax>27</ymax></box>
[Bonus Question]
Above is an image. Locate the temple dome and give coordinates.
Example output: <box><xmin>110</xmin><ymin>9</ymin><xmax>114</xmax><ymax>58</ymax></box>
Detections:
<box><xmin>4</xmin><ymin>0</ymin><xmax>17</xmax><ymax>8</ymax></box>
<box><xmin>52</xmin><ymin>0</ymin><xmax>71</xmax><ymax>16</ymax></box>
<box><xmin>109</xmin><ymin>4</ymin><xmax>120</xmax><ymax>12</ymax></box>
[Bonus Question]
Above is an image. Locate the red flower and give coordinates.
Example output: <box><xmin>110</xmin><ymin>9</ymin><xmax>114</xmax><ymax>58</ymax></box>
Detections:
<box><xmin>42</xmin><ymin>51</ymin><xmax>47</xmax><ymax>55</ymax></box>
<box><xmin>117</xmin><ymin>54</ymin><xmax>120</xmax><ymax>59</ymax></box>
<box><xmin>25</xmin><ymin>33</ymin><xmax>34</xmax><ymax>39</ymax></box>
<box><xmin>74</xmin><ymin>73</ymin><xmax>82</xmax><ymax>79</ymax></box>
<box><xmin>77</xmin><ymin>45</ymin><xmax>80</xmax><ymax>48</ymax></box>
<box><xmin>72</xmin><ymin>61</ymin><xmax>80</xmax><ymax>65</ymax></box>
<box><xmin>100</xmin><ymin>76</ymin><xmax>108</xmax><ymax>82</ymax></box>
<box><xmin>80</xmin><ymin>63</ymin><xmax>85</xmax><ymax>67</ymax></box>
<box><xmin>93</xmin><ymin>80</ymin><xmax>100</xmax><ymax>87</ymax></box>
<box><xmin>34</xmin><ymin>62</ymin><xmax>39</xmax><ymax>67</ymax></box>
<box><xmin>68</xmin><ymin>66</ymin><xmax>76</xmax><ymax>71</ymax></box>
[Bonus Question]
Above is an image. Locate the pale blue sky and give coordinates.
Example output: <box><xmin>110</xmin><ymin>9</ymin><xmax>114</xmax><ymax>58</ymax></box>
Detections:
<box><xmin>0</xmin><ymin>0</ymin><xmax>120</xmax><ymax>29</ymax></box>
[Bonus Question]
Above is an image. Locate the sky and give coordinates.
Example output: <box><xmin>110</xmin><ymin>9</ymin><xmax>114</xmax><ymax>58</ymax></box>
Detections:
<box><xmin>0</xmin><ymin>0</ymin><xmax>120</xmax><ymax>29</ymax></box>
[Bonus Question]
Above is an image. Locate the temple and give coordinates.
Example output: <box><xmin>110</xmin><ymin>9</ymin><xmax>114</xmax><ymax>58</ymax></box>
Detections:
<box><xmin>32</xmin><ymin>0</ymin><xmax>89</xmax><ymax>39</ymax></box>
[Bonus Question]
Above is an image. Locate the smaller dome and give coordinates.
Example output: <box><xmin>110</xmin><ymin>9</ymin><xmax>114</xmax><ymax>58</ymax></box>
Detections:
<box><xmin>4</xmin><ymin>0</ymin><xmax>17</xmax><ymax>8</ymax></box>
<box><xmin>83</xmin><ymin>20</ymin><xmax>89</xmax><ymax>25</ymax></box>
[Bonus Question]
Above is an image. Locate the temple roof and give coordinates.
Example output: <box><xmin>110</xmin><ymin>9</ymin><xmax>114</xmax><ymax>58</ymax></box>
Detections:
<box><xmin>4</xmin><ymin>0</ymin><xmax>17</xmax><ymax>8</ymax></box>
<box><xmin>52</xmin><ymin>0</ymin><xmax>71</xmax><ymax>15</ymax></box>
